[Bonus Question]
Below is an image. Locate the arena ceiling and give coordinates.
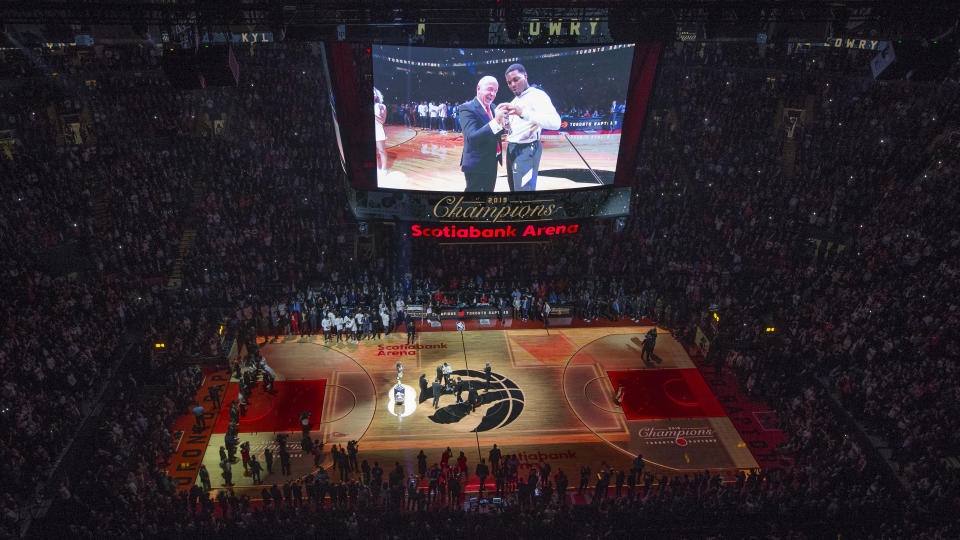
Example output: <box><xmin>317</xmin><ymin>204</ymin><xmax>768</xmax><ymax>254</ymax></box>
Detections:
<box><xmin>0</xmin><ymin>1</ymin><xmax>956</xmax><ymax>43</ymax></box>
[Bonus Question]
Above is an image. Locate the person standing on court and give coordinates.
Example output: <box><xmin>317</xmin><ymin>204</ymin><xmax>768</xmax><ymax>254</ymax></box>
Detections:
<box><xmin>191</xmin><ymin>402</ymin><xmax>206</xmax><ymax>430</ymax></box>
<box><xmin>489</xmin><ymin>444</ymin><xmax>502</xmax><ymax>475</ymax></box>
<box><xmin>459</xmin><ymin>75</ymin><xmax>507</xmax><ymax>192</ymax></box>
<box><xmin>642</xmin><ymin>328</ymin><xmax>658</xmax><ymax>363</ymax></box>
<box><xmin>468</xmin><ymin>385</ymin><xmax>480</xmax><ymax>413</ymax></box>
<box><xmin>264</xmin><ymin>447</ymin><xmax>274</xmax><ymax>475</ymax></box>
<box><xmin>279</xmin><ymin>446</ymin><xmax>291</xmax><ymax>476</ymax></box>
<box><xmin>250</xmin><ymin>456</ymin><xmax>263</xmax><ymax>485</ymax></box>
<box><xmin>406</xmin><ymin>317</ymin><xmax>416</xmax><ymax>345</ymax></box>
<box><xmin>198</xmin><ymin>464</ymin><xmax>212</xmax><ymax>491</ymax></box>
<box><xmin>431</xmin><ymin>378</ymin><xmax>443</xmax><ymax>409</ymax></box>
<box><xmin>499</xmin><ymin>63</ymin><xmax>561</xmax><ymax>192</ymax></box>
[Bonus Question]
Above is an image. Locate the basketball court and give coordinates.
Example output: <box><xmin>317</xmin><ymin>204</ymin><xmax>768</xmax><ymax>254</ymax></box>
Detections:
<box><xmin>192</xmin><ymin>324</ymin><xmax>771</xmax><ymax>496</ymax></box>
<box><xmin>377</xmin><ymin>125</ymin><xmax>621</xmax><ymax>192</ymax></box>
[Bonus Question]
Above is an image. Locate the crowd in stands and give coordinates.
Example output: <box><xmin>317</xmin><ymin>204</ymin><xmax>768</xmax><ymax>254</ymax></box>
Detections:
<box><xmin>1</xmin><ymin>37</ymin><xmax>957</xmax><ymax>538</ymax></box>
<box><xmin>0</xmin><ymin>45</ymin><xmax>224</xmax><ymax>538</ymax></box>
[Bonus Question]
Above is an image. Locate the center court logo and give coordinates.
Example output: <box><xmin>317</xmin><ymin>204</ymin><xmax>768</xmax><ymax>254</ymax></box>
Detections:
<box><xmin>420</xmin><ymin>369</ymin><xmax>524</xmax><ymax>432</ymax></box>
<box><xmin>638</xmin><ymin>426</ymin><xmax>718</xmax><ymax>446</ymax></box>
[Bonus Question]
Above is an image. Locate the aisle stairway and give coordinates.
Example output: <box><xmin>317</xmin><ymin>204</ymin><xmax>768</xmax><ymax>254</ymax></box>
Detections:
<box><xmin>167</xmin><ymin>184</ymin><xmax>205</xmax><ymax>288</ymax></box>
<box><xmin>781</xmin><ymin>138</ymin><xmax>797</xmax><ymax>179</ymax></box>
<box><xmin>167</xmin><ymin>229</ymin><xmax>196</xmax><ymax>288</ymax></box>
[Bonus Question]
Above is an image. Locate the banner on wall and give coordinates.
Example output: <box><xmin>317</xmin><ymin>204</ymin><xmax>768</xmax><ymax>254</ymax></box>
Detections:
<box><xmin>351</xmin><ymin>189</ymin><xmax>631</xmax><ymax>222</ymax></box>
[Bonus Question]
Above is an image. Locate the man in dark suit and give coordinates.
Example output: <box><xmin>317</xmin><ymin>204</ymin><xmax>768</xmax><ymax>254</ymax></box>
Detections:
<box><xmin>460</xmin><ymin>76</ymin><xmax>506</xmax><ymax>192</ymax></box>
<box><xmin>468</xmin><ymin>386</ymin><xmax>480</xmax><ymax>413</ymax></box>
<box><xmin>431</xmin><ymin>379</ymin><xmax>443</xmax><ymax>409</ymax></box>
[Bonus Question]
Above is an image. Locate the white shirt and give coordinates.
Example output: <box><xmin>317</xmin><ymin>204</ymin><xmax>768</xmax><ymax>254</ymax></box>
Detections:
<box><xmin>321</xmin><ymin>318</ymin><xmax>331</xmax><ymax>330</ymax></box>
<box><xmin>505</xmin><ymin>86</ymin><xmax>561</xmax><ymax>144</ymax></box>
<box><xmin>334</xmin><ymin>317</ymin><xmax>343</xmax><ymax>330</ymax></box>
<box><xmin>429</xmin><ymin>103</ymin><xmax>438</xmax><ymax>117</ymax></box>
<box><xmin>417</xmin><ymin>104</ymin><xmax>428</xmax><ymax>116</ymax></box>
<box><xmin>262</xmin><ymin>362</ymin><xmax>276</xmax><ymax>378</ymax></box>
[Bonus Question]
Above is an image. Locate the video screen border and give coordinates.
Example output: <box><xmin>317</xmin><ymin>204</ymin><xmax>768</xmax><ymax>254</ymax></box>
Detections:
<box><xmin>371</xmin><ymin>44</ymin><xmax>636</xmax><ymax>193</ymax></box>
<box><xmin>326</xmin><ymin>41</ymin><xmax>661</xmax><ymax>198</ymax></box>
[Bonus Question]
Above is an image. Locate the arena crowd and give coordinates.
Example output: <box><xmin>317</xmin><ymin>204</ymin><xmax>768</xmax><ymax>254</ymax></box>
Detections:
<box><xmin>1</xmin><ymin>37</ymin><xmax>957</xmax><ymax>538</ymax></box>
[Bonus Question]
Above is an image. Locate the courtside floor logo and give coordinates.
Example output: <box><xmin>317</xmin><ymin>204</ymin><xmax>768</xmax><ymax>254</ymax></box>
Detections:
<box><xmin>420</xmin><ymin>369</ymin><xmax>524</xmax><ymax>432</ymax></box>
<box><xmin>638</xmin><ymin>426</ymin><xmax>718</xmax><ymax>446</ymax></box>
<box><xmin>377</xmin><ymin>343</ymin><xmax>448</xmax><ymax>356</ymax></box>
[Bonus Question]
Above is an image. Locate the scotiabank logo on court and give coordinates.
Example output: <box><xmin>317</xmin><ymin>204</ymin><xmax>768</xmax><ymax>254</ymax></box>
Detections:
<box><xmin>377</xmin><ymin>343</ymin><xmax>448</xmax><ymax>356</ymax></box>
<box><xmin>411</xmin><ymin>223</ymin><xmax>578</xmax><ymax>239</ymax></box>
<box><xmin>638</xmin><ymin>426</ymin><xmax>718</xmax><ymax>446</ymax></box>
<box><xmin>516</xmin><ymin>450</ymin><xmax>577</xmax><ymax>462</ymax></box>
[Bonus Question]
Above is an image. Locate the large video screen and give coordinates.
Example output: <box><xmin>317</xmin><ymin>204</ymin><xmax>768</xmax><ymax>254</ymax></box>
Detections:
<box><xmin>371</xmin><ymin>44</ymin><xmax>635</xmax><ymax>193</ymax></box>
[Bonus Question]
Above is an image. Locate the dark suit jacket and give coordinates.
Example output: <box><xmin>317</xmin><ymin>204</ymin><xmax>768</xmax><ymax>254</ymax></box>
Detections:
<box><xmin>459</xmin><ymin>98</ymin><xmax>501</xmax><ymax>174</ymax></box>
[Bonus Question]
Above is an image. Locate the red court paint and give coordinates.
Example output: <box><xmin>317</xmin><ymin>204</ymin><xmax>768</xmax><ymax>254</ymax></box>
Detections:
<box><xmin>606</xmin><ymin>369</ymin><xmax>727</xmax><ymax>420</ymax></box>
<box><xmin>213</xmin><ymin>380</ymin><xmax>327</xmax><ymax>434</ymax></box>
<box><xmin>512</xmin><ymin>333</ymin><xmax>579</xmax><ymax>362</ymax></box>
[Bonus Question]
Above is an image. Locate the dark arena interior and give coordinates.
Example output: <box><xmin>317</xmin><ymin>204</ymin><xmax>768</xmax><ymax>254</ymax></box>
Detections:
<box><xmin>1</xmin><ymin>1</ymin><xmax>959</xmax><ymax>538</ymax></box>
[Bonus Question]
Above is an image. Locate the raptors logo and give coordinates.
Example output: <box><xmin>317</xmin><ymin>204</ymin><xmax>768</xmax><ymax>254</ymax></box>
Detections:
<box><xmin>419</xmin><ymin>369</ymin><xmax>524</xmax><ymax>432</ymax></box>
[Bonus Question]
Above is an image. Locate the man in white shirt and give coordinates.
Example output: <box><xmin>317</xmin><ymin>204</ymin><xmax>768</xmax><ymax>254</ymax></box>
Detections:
<box><xmin>321</xmin><ymin>316</ymin><xmax>332</xmax><ymax>342</ymax></box>
<box><xmin>417</xmin><ymin>102</ymin><xmax>428</xmax><ymax>129</ymax></box>
<box><xmin>438</xmin><ymin>102</ymin><xmax>448</xmax><ymax>131</ymax></box>
<box><xmin>354</xmin><ymin>312</ymin><xmax>365</xmax><ymax>341</ymax></box>
<box><xmin>498</xmin><ymin>63</ymin><xmax>561</xmax><ymax>192</ymax></box>
<box><xmin>380</xmin><ymin>309</ymin><xmax>391</xmax><ymax>336</ymax></box>
<box><xmin>334</xmin><ymin>315</ymin><xmax>344</xmax><ymax>343</ymax></box>
<box><xmin>428</xmin><ymin>102</ymin><xmax>439</xmax><ymax>130</ymax></box>
<box><xmin>347</xmin><ymin>315</ymin><xmax>358</xmax><ymax>344</ymax></box>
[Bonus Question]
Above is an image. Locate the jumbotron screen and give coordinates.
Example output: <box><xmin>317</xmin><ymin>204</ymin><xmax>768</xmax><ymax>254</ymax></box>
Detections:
<box><xmin>371</xmin><ymin>44</ymin><xmax>635</xmax><ymax>193</ymax></box>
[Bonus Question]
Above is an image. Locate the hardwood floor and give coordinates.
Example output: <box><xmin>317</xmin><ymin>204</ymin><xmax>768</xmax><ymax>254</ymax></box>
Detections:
<box><xmin>199</xmin><ymin>326</ymin><xmax>758</xmax><ymax>496</ymax></box>
<box><xmin>378</xmin><ymin>125</ymin><xmax>621</xmax><ymax>192</ymax></box>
